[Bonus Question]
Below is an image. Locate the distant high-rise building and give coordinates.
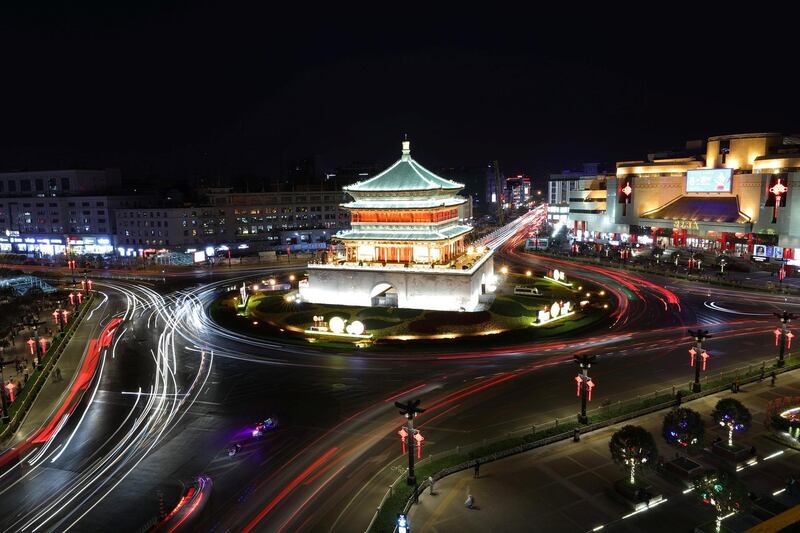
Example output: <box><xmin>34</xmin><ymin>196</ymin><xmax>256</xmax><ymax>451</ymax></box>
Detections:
<box><xmin>505</xmin><ymin>174</ymin><xmax>531</xmax><ymax>207</ymax></box>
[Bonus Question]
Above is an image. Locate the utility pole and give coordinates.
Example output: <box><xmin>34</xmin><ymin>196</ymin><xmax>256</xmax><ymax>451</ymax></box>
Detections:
<box><xmin>688</xmin><ymin>329</ymin><xmax>711</xmax><ymax>393</ymax></box>
<box><xmin>574</xmin><ymin>354</ymin><xmax>596</xmax><ymax>424</ymax></box>
<box><xmin>395</xmin><ymin>399</ymin><xmax>425</xmax><ymax>503</ymax></box>
<box><xmin>773</xmin><ymin>311</ymin><xmax>797</xmax><ymax>368</ymax></box>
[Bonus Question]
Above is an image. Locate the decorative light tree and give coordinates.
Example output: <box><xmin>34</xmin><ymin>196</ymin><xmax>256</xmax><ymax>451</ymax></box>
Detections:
<box><xmin>711</xmin><ymin>398</ymin><xmax>752</xmax><ymax>448</ymax></box>
<box><xmin>609</xmin><ymin>425</ymin><xmax>658</xmax><ymax>485</ymax></box>
<box><xmin>695</xmin><ymin>469</ymin><xmax>750</xmax><ymax>533</ymax></box>
<box><xmin>662</xmin><ymin>407</ymin><xmax>705</xmax><ymax>453</ymax></box>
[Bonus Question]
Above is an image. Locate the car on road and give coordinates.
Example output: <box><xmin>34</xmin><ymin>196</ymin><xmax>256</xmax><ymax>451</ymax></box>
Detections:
<box><xmin>252</xmin><ymin>417</ymin><xmax>277</xmax><ymax>437</ymax></box>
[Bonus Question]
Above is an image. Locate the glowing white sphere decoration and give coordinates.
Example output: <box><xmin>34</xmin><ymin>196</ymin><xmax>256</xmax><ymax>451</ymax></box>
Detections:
<box><xmin>346</xmin><ymin>320</ymin><xmax>366</xmax><ymax>336</ymax></box>
<box><xmin>550</xmin><ymin>302</ymin><xmax>561</xmax><ymax>318</ymax></box>
<box><xmin>553</xmin><ymin>269</ymin><xmax>560</xmax><ymax>280</ymax></box>
<box><xmin>329</xmin><ymin>316</ymin><xmax>346</xmax><ymax>334</ymax></box>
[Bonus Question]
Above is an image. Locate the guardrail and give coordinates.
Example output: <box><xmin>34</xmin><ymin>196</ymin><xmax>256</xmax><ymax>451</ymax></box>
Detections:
<box><xmin>370</xmin><ymin>355</ymin><xmax>800</xmax><ymax>532</ymax></box>
<box><xmin>0</xmin><ymin>293</ymin><xmax>95</xmax><ymax>441</ymax></box>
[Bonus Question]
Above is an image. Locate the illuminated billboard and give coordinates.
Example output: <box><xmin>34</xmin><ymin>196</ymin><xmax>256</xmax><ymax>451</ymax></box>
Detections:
<box><xmin>686</xmin><ymin>168</ymin><xmax>732</xmax><ymax>193</ymax></box>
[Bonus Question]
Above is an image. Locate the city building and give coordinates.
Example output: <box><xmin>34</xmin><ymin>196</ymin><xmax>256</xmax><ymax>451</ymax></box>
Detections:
<box><xmin>114</xmin><ymin>206</ymin><xmax>225</xmax><ymax>254</ymax></box>
<box><xmin>553</xmin><ymin>133</ymin><xmax>800</xmax><ymax>260</ymax></box>
<box><xmin>0</xmin><ymin>169</ymin><xmax>149</xmax><ymax>255</ymax></box>
<box><xmin>116</xmin><ymin>190</ymin><xmax>351</xmax><ymax>254</ymax></box>
<box><xmin>485</xmin><ymin>162</ymin><xmax>506</xmax><ymax>212</ymax></box>
<box><xmin>299</xmin><ymin>140</ymin><xmax>495</xmax><ymax>311</ymax></box>
<box><xmin>548</xmin><ymin>163</ymin><xmax>613</xmax><ymax>226</ymax></box>
<box><xmin>505</xmin><ymin>174</ymin><xmax>531</xmax><ymax>208</ymax></box>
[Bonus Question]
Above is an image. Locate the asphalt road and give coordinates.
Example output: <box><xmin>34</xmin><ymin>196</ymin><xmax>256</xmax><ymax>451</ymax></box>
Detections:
<box><xmin>0</xmin><ymin>229</ymin><xmax>797</xmax><ymax>532</ymax></box>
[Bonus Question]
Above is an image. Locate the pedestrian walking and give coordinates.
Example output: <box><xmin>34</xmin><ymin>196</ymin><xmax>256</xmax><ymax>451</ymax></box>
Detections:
<box><xmin>428</xmin><ymin>476</ymin><xmax>435</xmax><ymax>496</ymax></box>
<box><xmin>771</xmin><ymin>372</ymin><xmax>777</xmax><ymax>387</ymax></box>
<box><xmin>464</xmin><ymin>494</ymin><xmax>474</xmax><ymax>509</ymax></box>
<box><xmin>473</xmin><ymin>460</ymin><xmax>480</xmax><ymax>479</ymax></box>
<box><xmin>759</xmin><ymin>366</ymin><xmax>765</xmax><ymax>382</ymax></box>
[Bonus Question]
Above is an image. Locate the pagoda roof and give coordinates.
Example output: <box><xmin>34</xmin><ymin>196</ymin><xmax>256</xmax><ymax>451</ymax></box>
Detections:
<box><xmin>341</xmin><ymin>197</ymin><xmax>466</xmax><ymax>210</ymax></box>
<box><xmin>335</xmin><ymin>225</ymin><xmax>472</xmax><ymax>242</ymax></box>
<box><xmin>344</xmin><ymin>140</ymin><xmax>463</xmax><ymax>193</ymax></box>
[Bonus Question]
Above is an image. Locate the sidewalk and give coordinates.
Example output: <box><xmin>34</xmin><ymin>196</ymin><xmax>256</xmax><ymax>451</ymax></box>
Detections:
<box><xmin>7</xmin><ymin>299</ymin><xmax>103</xmax><ymax>446</ymax></box>
<box><xmin>409</xmin><ymin>370</ymin><xmax>800</xmax><ymax>532</ymax></box>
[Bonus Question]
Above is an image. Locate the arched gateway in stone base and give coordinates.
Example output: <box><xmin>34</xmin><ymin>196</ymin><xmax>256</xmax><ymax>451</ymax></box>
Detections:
<box><xmin>299</xmin><ymin>139</ymin><xmax>494</xmax><ymax>312</ymax></box>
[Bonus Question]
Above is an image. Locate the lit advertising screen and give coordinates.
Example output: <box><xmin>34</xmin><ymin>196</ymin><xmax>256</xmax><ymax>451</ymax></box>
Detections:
<box><xmin>686</xmin><ymin>168</ymin><xmax>732</xmax><ymax>193</ymax></box>
<box><xmin>193</xmin><ymin>250</ymin><xmax>206</xmax><ymax>263</ymax></box>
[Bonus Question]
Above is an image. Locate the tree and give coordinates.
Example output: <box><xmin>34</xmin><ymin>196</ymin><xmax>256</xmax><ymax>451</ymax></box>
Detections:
<box><xmin>695</xmin><ymin>469</ymin><xmax>750</xmax><ymax>533</ymax></box>
<box><xmin>711</xmin><ymin>398</ymin><xmax>752</xmax><ymax>447</ymax></box>
<box><xmin>609</xmin><ymin>425</ymin><xmax>658</xmax><ymax>485</ymax></box>
<box><xmin>662</xmin><ymin>407</ymin><xmax>705</xmax><ymax>452</ymax></box>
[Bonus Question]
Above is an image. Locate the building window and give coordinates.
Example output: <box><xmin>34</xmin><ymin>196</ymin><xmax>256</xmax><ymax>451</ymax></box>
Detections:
<box><xmin>20</xmin><ymin>180</ymin><xmax>31</xmax><ymax>192</ymax></box>
<box><xmin>61</xmin><ymin>178</ymin><xmax>70</xmax><ymax>191</ymax></box>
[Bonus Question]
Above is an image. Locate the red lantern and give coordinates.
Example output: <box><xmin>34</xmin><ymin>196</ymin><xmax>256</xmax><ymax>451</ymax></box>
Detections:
<box><xmin>38</xmin><ymin>338</ymin><xmax>47</xmax><ymax>353</ymax></box>
<box><xmin>414</xmin><ymin>431</ymin><xmax>424</xmax><ymax>459</ymax></box>
<box><xmin>701</xmin><ymin>351</ymin><xmax>709</xmax><ymax>371</ymax></box>
<box><xmin>26</xmin><ymin>338</ymin><xmax>36</xmax><ymax>355</ymax></box>
<box><xmin>68</xmin><ymin>293</ymin><xmax>75</xmax><ymax>305</ymax></box>
<box><xmin>398</xmin><ymin>427</ymin><xmax>408</xmax><ymax>455</ymax></box>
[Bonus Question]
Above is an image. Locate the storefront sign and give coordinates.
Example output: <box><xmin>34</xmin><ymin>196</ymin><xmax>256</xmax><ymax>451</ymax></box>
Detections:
<box><xmin>673</xmin><ymin>220</ymin><xmax>699</xmax><ymax>230</ymax></box>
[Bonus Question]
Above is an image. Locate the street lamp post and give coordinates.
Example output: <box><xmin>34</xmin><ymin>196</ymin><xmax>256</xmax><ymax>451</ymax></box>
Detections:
<box><xmin>0</xmin><ymin>357</ymin><xmax>12</xmax><ymax>422</ymax></box>
<box><xmin>574</xmin><ymin>354</ymin><xmax>596</xmax><ymax>424</ymax></box>
<box><xmin>688</xmin><ymin>329</ymin><xmax>711</xmax><ymax>393</ymax></box>
<box><xmin>773</xmin><ymin>311</ymin><xmax>797</xmax><ymax>368</ymax></box>
<box><xmin>395</xmin><ymin>399</ymin><xmax>425</xmax><ymax>503</ymax></box>
<box><xmin>67</xmin><ymin>259</ymin><xmax>77</xmax><ymax>285</ymax></box>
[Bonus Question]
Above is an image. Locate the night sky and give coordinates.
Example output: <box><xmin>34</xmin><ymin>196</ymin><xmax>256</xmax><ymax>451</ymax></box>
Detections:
<box><xmin>1</xmin><ymin>4</ymin><xmax>798</xmax><ymax>183</ymax></box>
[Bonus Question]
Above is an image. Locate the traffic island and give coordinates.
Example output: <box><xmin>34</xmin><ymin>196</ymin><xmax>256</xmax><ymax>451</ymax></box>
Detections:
<box><xmin>210</xmin><ymin>272</ymin><xmax>612</xmax><ymax>350</ymax></box>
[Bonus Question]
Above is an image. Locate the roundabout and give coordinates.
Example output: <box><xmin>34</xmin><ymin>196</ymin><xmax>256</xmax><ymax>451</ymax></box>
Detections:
<box><xmin>208</xmin><ymin>268</ymin><xmax>613</xmax><ymax>350</ymax></box>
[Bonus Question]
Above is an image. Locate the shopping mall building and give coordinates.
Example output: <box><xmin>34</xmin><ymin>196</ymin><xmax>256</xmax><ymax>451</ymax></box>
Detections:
<box><xmin>549</xmin><ymin>133</ymin><xmax>800</xmax><ymax>261</ymax></box>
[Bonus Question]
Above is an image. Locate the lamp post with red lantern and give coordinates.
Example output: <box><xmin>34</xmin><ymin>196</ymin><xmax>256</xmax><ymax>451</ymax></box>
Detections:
<box><xmin>0</xmin><ymin>358</ymin><xmax>11</xmax><ymax>422</ymax></box>
<box><xmin>67</xmin><ymin>259</ymin><xmax>77</xmax><ymax>285</ymax></box>
<box><xmin>395</xmin><ymin>399</ymin><xmax>425</xmax><ymax>503</ymax></box>
<box><xmin>574</xmin><ymin>354</ymin><xmax>596</xmax><ymax>424</ymax></box>
<box><xmin>688</xmin><ymin>329</ymin><xmax>711</xmax><ymax>393</ymax></box>
<box><xmin>52</xmin><ymin>306</ymin><xmax>69</xmax><ymax>333</ymax></box>
<box><xmin>774</xmin><ymin>311</ymin><xmax>797</xmax><ymax>368</ymax></box>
